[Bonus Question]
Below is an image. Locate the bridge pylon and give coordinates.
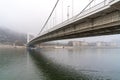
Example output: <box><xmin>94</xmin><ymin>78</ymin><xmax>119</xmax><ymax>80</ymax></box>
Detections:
<box><xmin>27</xmin><ymin>33</ymin><xmax>36</xmax><ymax>43</ymax></box>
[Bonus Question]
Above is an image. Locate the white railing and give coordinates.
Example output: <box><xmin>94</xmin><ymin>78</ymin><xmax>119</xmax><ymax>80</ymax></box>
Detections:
<box><xmin>37</xmin><ymin>0</ymin><xmax>118</xmax><ymax>37</ymax></box>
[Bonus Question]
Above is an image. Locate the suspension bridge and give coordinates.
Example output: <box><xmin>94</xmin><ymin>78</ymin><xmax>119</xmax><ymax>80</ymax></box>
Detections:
<box><xmin>27</xmin><ymin>0</ymin><xmax>120</xmax><ymax>47</ymax></box>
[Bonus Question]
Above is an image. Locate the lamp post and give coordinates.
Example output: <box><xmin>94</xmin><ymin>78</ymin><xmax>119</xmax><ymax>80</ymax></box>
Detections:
<box><xmin>62</xmin><ymin>0</ymin><xmax>63</xmax><ymax>22</ymax></box>
<box><xmin>72</xmin><ymin>0</ymin><xmax>74</xmax><ymax>17</ymax></box>
<box><xmin>67</xmin><ymin>5</ymin><xmax>70</xmax><ymax>19</ymax></box>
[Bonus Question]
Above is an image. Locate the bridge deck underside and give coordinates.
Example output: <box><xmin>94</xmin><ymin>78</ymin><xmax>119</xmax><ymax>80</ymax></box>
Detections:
<box><xmin>34</xmin><ymin>24</ymin><xmax>120</xmax><ymax>44</ymax></box>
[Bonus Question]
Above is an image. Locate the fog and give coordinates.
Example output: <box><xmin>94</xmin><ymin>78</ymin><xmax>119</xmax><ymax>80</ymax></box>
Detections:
<box><xmin>0</xmin><ymin>0</ymin><xmax>57</xmax><ymax>34</ymax></box>
<box><xmin>0</xmin><ymin>0</ymin><xmax>103</xmax><ymax>34</ymax></box>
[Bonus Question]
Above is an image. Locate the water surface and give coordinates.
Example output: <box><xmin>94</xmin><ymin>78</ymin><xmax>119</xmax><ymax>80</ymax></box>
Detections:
<box><xmin>0</xmin><ymin>47</ymin><xmax>120</xmax><ymax>80</ymax></box>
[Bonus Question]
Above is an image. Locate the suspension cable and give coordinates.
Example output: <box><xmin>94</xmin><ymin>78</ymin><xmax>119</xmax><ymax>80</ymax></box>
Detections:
<box><xmin>38</xmin><ymin>0</ymin><xmax>60</xmax><ymax>35</ymax></box>
<box><xmin>76</xmin><ymin>0</ymin><xmax>95</xmax><ymax>17</ymax></box>
<box><xmin>38</xmin><ymin>0</ymin><xmax>95</xmax><ymax>35</ymax></box>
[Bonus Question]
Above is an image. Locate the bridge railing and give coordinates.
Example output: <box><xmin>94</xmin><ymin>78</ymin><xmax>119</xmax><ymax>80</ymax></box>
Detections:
<box><xmin>40</xmin><ymin>0</ymin><xmax>96</xmax><ymax>33</ymax></box>
<box><xmin>35</xmin><ymin>0</ymin><xmax>118</xmax><ymax>40</ymax></box>
<box><xmin>39</xmin><ymin>0</ymin><xmax>116</xmax><ymax>36</ymax></box>
<box><xmin>28</xmin><ymin>0</ymin><xmax>120</xmax><ymax>45</ymax></box>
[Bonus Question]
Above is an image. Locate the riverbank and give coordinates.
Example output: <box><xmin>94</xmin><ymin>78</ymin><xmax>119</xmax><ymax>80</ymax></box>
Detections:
<box><xmin>39</xmin><ymin>45</ymin><xmax>73</xmax><ymax>49</ymax></box>
<box><xmin>0</xmin><ymin>45</ymin><xmax>25</xmax><ymax>49</ymax></box>
<box><xmin>39</xmin><ymin>45</ymin><xmax>120</xmax><ymax>49</ymax></box>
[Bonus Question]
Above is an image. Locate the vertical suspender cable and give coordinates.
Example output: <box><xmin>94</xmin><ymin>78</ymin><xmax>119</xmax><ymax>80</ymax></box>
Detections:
<box><xmin>38</xmin><ymin>0</ymin><xmax>60</xmax><ymax>35</ymax></box>
<box><xmin>76</xmin><ymin>0</ymin><xmax>95</xmax><ymax>17</ymax></box>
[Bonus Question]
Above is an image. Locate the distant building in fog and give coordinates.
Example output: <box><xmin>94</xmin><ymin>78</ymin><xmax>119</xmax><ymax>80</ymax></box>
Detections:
<box><xmin>67</xmin><ymin>41</ymin><xmax>119</xmax><ymax>47</ymax></box>
<box><xmin>68</xmin><ymin>41</ymin><xmax>88</xmax><ymax>46</ymax></box>
<box><xmin>96</xmin><ymin>42</ymin><xmax>108</xmax><ymax>47</ymax></box>
<box><xmin>109</xmin><ymin>42</ymin><xmax>117</xmax><ymax>47</ymax></box>
<box><xmin>96</xmin><ymin>42</ymin><xmax>118</xmax><ymax>47</ymax></box>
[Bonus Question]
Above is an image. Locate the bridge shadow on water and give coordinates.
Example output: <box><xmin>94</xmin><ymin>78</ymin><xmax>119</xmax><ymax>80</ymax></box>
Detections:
<box><xmin>28</xmin><ymin>49</ymin><xmax>95</xmax><ymax>80</ymax></box>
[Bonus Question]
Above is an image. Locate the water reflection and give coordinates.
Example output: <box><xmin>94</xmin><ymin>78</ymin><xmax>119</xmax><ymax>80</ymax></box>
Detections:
<box><xmin>28</xmin><ymin>49</ymin><xmax>103</xmax><ymax>80</ymax></box>
<box><xmin>0</xmin><ymin>48</ymin><xmax>45</xmax><ymax>80</ymax></box>
<box><xmin>28</xmin><ymin>48</ymin><xmax>120</xmax><ymax>80</ymax></box>
<box><xmin>1</xmin><ymin>48</ymin><xmax>119</xmax><ymax>80</ymax></box>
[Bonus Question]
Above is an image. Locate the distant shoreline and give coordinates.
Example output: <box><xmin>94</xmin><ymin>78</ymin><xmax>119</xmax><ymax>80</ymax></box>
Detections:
<box><xmin>0</xmin><ymin>45</ymin><xmax>119</xmax><ymax>49</ymax></box>
<box><xmin>39</xmin><ymin>45</ymin><xmax>120</xmax><ymax>49</ymax></box>
<box><xmin>0</xmin><ymin>45</ymin><xmax>25</xmax><ymax>49</ymax></box>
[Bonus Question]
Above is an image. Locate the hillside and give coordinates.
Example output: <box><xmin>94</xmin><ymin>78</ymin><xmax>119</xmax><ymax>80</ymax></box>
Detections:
<box><xmin>0</xmin><ymin>27</ymin><xmax>27</xmax><ymax>46</ymax></box>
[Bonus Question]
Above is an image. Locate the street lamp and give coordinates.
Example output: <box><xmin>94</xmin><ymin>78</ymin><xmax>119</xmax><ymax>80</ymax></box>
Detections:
<box><xmin>67</xmin><ymin>5</ymin><xmax>70</xmax><ymax>19</ymax></box>
<box><xmin>72</xmin><ymin>0</ymin><xmax>74</xmax><ymax>17</ymax></box>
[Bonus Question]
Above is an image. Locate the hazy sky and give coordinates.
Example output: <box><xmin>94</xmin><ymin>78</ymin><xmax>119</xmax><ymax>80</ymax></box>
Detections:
<box><xmin>0</xmin><ymin>0</ymin><xmax>57</xmax><ymax>34</ymax></box>
<box><xmin>0</xmin><ymin>0</ymin><xmax>102</xmax><ymax>34</ymax></box>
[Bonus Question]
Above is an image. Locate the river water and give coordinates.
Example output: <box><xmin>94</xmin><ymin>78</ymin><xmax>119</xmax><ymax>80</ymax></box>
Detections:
<box><xmin>0</xmin><ymin>47</ymin><xmax>120</xmax><ymax>80</ymax></box>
